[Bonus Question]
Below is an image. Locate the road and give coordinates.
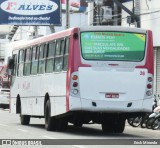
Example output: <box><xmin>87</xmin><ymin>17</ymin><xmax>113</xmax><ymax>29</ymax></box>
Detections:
<box><xmin>0</xmin><ymin>108</ymin><xmax>160</xmax><ymax>148</ymax></box>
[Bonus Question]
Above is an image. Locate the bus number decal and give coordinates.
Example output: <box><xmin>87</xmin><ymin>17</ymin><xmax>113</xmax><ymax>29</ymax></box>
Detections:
<box><xmin>140</xmin><ymin>71</ymin><xmax>145</xmax><ymax>76</ymax></box>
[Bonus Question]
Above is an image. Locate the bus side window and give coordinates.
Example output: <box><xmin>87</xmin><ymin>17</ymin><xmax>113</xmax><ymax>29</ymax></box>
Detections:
<box><xmin>46</xmin><ymin>42</ymin><xmax>55</xmax><ymax>73</ymax></box>
<box><xmin>24</xmin><ymin>48</ymin><xmax>31</xmax><ymax>76</ymax></box>
<box><xmin>54</xmin><ymin>40</ymin><xmax>63</xmax><ymax>72</ymax></box>
<box><xmin>55</xmin><ymin>40</ymin><xmax>61</xmax><ymax>55</ymax></box>
<box><xmin>17</xmin><ymin>49</ymin><xmax>24</xmax><ymax>77</ymax></box>
<box><xmin>31</xmin><ymin>46</ymin><xmax>38</xmax><ymax>75</ymax></box>
<box><xmin>60</xmin><ymin>40</ymin><xmax>65</xmax><ymax>55</ymax></box>
<box><xmin>12</xmin><ymin>54</ymin><xmax>17</xmax><ymax>76</ymax></box>
<box><xmin>63</xmin><ymin>38</ymin><xmax>69</xmax><ymax>71</ymax></box>
<box><xmin>38</xmin><ymin>44</ymin><xmax>45</xmax><ymax>74</ymax></box>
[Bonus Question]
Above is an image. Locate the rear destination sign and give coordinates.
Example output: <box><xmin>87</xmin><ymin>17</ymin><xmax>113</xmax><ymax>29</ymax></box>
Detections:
<box><xmin>0</xmin><ymin>0</ymin><xmax>61</xmax><ymax>25</ymax></box>
<box><xmin>81</xmin><ymin>32</ymin><xmax>146</xmax><ymax>61</ymax></box>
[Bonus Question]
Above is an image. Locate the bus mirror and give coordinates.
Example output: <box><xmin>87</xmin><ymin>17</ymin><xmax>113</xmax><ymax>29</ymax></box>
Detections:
<box><xmin>73</xmin><ymin>33</ymin><xmax>78</xmax><ymax>39</ymax></box>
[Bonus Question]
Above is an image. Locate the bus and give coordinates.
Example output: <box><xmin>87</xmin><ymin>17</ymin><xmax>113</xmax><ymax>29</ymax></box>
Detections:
<box><xmin>8</xmin><ymin>26</ymin><xmax>154</xmax><ymax>133</ymax></box>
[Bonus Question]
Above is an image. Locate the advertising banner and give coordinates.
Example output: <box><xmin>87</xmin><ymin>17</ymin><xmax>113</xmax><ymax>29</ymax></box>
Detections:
<box><xmin>61</xmin><ymin>0</ymin><xmax>88</xmax><ymax>13</ymax></box>
<box><xmin>0</xmin><ymin>0</ymin><xmax>61</xmax><ymax>25</ymax></box>
<box><xmin>81</xmin><ymin>31</ymin><xmax>146</xmax><ymax>61</ymax></box>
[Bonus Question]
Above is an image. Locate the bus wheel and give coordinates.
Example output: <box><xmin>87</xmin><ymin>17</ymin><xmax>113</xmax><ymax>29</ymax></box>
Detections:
<box><xmin>45</xmin><ymin>100</ymin><xmax>55</xmax><ymax>131</ymax></box>
<box><xmin>57</xmin><ymin>117</ymin><xmax>68</xmax><ymax>131</ymax></box>
<box><xmin>20</xmin><ymin>115</ymin><xmax>30</xmax><ymax>125</ymax></box>
<box><xmin>114</xmin><ymin>119</ymin><xmax>125</xmax><ymax>133</ymax></box>
<box><xmin>20</xmin><ymin>103</ymin><xmax>30</xmax><ymax>125</ymax></box>
<box><xmin>74</xmin><ymin>123</ymin><xmax>83</xmax><ymax>127</ymax></box>
<box><xmin>102</xmin><ymin>122</ymin><xmax>114</xmax><ymax>133</ymax></box>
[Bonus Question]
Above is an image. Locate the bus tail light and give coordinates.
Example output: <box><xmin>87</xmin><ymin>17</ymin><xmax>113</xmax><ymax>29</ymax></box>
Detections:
<box><xmin>148</xmin><ymin>77</ymin><xmax>153</xmax><ymax>82</ymax></box>
<box><xmin>147</xmin><ymin>84</ymin><xmax>152</xmax><ymax>89</ymax></box>
<box><xmin>73</xmin><ymin>82</ymin><xmax>78</xmax><ymax>87</ymax></box>
<box><xmin>146</xmin><ymin>91</ymin><xmax>152</xmax><ymax>96</ymax></box>
<box><xmin>70</xmin><ymin>72</ymin><xmax>80</xmax><ymax>97</ymax></box>
<box><xmin>72</xmin><ymin>75</ymin><xmax>78</xmax><ymax>80</ymax></box>
<box><xmin>72</xmin><ymin>89</ymin><xmax>79</xmax><ymax>95</ymax></box>
<box><xmin>146</xmin><ymin>74</ymin><xmax>153</xmax><ymax>97</ymax></box>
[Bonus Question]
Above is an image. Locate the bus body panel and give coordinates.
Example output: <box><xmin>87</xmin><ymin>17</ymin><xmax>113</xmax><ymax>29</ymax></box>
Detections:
<box><xmin>79</xmin><ymin>67</ymin><xmax>147</xmax><ymax>101</ymax></box>
<box><xmin>68</xmin><ymin>27</ymin><xmax>154</xmax><ymax>114</ymax></box>
<box><xmin>11</xmin><ymin>72</ymin><xmax>67</xmax><ymax>116</ymax></box>
<box><xmin>69</xmin><ymin>96</ymin><xmax>152</xmax><ymax>112</ymax></box>
<box><xmin>69</xmin><ymin>67</ymin><xmax>152</xmax><ymax>112</ymax></box>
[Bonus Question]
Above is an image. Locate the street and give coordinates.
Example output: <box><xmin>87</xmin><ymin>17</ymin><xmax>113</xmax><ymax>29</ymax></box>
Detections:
<box><xmin>0</xmin><ymin>108</ymin><xmax>160</xmax><ymax>148</ymax></box>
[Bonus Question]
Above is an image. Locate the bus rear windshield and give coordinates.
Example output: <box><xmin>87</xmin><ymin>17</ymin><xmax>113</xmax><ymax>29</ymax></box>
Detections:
<box><xmin>81</xmin><ymin>31</ymin><xmax>146</xmax><ymax>61</ymax></box>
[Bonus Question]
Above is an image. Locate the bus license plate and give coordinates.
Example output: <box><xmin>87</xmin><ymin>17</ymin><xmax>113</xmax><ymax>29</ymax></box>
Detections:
<box><xmin>105</xmin><ymin>93</ymin><xmax>119</xmax><ymax>98</ymax></box>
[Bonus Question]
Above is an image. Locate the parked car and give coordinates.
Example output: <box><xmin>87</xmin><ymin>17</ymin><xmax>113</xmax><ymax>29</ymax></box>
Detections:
<box><xmin>0</xmin><ymin>82</ymin><xmax>10</xmax><ymax>109</ymax></box>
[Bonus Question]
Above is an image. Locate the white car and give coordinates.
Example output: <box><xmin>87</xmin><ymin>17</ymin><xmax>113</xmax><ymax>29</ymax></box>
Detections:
<box><xmin>0</xmin><ymin>85</ymin><xmax>10</xmax><ymax>109</ymax></box>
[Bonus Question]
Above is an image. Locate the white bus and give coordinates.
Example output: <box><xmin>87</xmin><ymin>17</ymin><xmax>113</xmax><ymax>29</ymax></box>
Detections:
<box><xmin>8</xmin><ymin>26</ymin><xmax>154</xmax><ymax>133</ymax></box>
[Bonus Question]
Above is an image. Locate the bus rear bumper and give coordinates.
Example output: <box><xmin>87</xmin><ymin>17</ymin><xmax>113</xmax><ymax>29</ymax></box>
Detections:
<box><xmin>69</xmin><ymin>96</ymin><xmax>153</xmax><ymax>113</ymax></box>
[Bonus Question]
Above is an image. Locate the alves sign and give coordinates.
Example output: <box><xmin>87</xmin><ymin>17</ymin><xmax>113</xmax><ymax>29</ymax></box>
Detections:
<box><xmin>0</xmin><ymin>0</ymin><xmax>61</xmax><ymax>25</ymax></box>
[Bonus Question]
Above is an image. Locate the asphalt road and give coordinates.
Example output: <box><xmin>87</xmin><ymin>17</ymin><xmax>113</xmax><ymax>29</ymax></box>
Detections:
<box><xmin>0</xmin><ymin>108</ymin><xmax>160</xmax><ymax>148</ymax></box>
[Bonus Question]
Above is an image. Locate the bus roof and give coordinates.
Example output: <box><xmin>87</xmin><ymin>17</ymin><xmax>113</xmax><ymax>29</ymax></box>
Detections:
<box><xmin>12</xmin><ymin>26</ymin><xmax>148</xmax><ymax>51</ymax></box>
<box><xmin>80</xmin><ymin>26</ymin><xmax>147</xmax><ymax>34</ymax></box>
<box><xmin>13</xmin><ymin>27</ymin><xmax>77</xmax><ymax>51</ymax></box>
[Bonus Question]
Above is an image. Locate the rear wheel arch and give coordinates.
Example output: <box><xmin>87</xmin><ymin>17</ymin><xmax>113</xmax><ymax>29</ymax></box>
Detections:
<box><xmin>16</xmin><ymin>95</ymin><xmax>21</xmax><ymax>114</ymax></box>
<box><xmin>44</xmin><ymin>93</ymin><xmax>50</xmax><ymax>114</ymax></box>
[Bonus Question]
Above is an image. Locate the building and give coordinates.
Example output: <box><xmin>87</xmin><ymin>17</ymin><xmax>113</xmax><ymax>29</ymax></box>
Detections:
<box><xmin>0</xmin><ymin>25</ymin><xmax>10</xmax><ymax>66</ymax></box>
<box><xmin>89</xmin><ymin>0</ymin><xmax>160</xmax><ymax>96</ymax></box>
<box><xmin>121</xmin><ymin>0</ymin><xmax>160</xmax><ymax>95</ymax></box>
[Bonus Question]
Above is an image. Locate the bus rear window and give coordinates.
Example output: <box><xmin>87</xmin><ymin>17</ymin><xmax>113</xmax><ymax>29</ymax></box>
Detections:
<box><xmin>80</xmin><ymin>31</ymin><xmax>146</xmax><ymax>61</ymax></box>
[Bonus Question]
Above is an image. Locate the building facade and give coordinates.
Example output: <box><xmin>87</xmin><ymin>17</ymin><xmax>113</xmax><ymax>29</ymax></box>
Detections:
<box><xmin>122</xmin><ymin>0</ymin><xmax>160</xmax><ymax>96</ymax></box>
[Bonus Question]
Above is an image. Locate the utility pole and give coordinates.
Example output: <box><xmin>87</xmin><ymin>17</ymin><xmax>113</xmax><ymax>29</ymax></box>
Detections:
<box><xmin>113</xmin><ymin>2</ymin><xmax>118</xmax><ymax>26</ymax></box>
<box><xmin>112</xmin><ymin>0</ymin><xmax>140</xmax><ymax>28</ymax></box>
<box><xmin>49</xmin><ymin>25</ymin><xmax>55</xmax><ymax>33</ymax></box>
<box><xmin>33</xmin><ymin>26</ymin><xmax>38</xmax><ymax>36</ymax></box>
<box><xmin>66</xmin><ymin>0</ymin><xmax>70</xmax><ymax>29</ymax></box>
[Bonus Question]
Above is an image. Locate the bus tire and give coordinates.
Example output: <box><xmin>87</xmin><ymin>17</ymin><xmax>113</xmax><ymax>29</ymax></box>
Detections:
<box><xmin>74</xmin><ymin>123</ymin><xmax>83</xmax><ymax>127</ymax></box>
<box><xmin>114</xmin><ymin>119</ymin><xmax>125</xmax><ymax>133</ymax></box>
<box><xmin>57</xmin><ymin>117</ymin><xmax>68</xmax><ymax>131</ymax></box>
<box><xmin>102</xmin><ymin>122</ymin><xmax>114</xmax><ymax>133</ymax></box>
<box><xmin>20</xmin><ymin>101</ymin><xmax>30</xmax><ymax>125</ymax></box>
<box><xmin>45</xmin><ymin>100</ymin><xmax>55</xmax><ymax>131</ymax></box>
<box><xmin>20</xmin><ymin>115</ymin><xmax>30</xmax><ymax>125</ymax></box>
